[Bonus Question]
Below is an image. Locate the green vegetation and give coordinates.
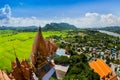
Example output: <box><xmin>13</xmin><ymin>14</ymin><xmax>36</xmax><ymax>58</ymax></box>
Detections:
<box><xmin>0</xmin><ymin>30</ymin><xmax>67</xmax><ymax>72</ymax></box>
<box><xmin>63</xmin><ymin>54</ymin><xmax>100</xmax><ymax>80</ymax></box>
<box><xmin>54</xmin><ymin>56</ymin><xmax>69</xmax><ymax>64</ymax></box>
<box><xmin>0</xmin><ymin>28</ymin><xmax>120</xmax><ymax>79</ymax></box>
<box><xmin>49</xmin><ymin>77</ymin><xmax>57</xmax><ymax>80</ymax></box>
<box><xmin>53</xmin><ymin>53</ymin><xmax>100</xmax><ymax>80</ymax></box>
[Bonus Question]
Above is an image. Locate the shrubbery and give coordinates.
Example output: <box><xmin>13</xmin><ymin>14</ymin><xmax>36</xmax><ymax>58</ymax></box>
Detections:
<box><xmin>54</xmin><ymin>56</ymin><xmax>69</xmax><ymax>64</ymax></box>
<box><xmin>63</xmin><ymin>54</ymin><xmax>100</xmax><ymax>80</ymax></box>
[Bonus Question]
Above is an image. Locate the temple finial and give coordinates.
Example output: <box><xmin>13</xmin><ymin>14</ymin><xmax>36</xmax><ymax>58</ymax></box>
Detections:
<box><xmin>38</xmin><ymin>26</ymin><xmax>42</xmax><ymax>31</ymax></box>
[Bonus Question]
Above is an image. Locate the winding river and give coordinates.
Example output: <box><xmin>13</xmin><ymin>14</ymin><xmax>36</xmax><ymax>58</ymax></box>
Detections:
<box><xmin>98</xmin><ymin>30</ymin><xmax>120</xmax><ymax>38</ymax></box>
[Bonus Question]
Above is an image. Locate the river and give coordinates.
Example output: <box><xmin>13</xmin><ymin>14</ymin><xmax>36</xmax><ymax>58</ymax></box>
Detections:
<box><xmin>98</xmin><ymin>30</ymin><xmax>120</xmax><ymax>38</ymax></box>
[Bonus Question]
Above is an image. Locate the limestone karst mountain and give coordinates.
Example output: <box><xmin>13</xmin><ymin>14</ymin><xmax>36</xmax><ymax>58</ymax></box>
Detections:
<box><xmin>43</xmin><ymin>23</ymin><xmax>77</xmax><ymax>31</ymax></box>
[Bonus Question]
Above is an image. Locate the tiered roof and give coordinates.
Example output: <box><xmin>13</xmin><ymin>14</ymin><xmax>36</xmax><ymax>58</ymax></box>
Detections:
<box><xmin>30</xmin><ymin>27</ymin><xmax>57</xmax><ymax>77</ymax></box>
<box><xmin>10</xmin><ymin>57</ymin><xmax>33</xmax><ymax>80</ymax></box>
<box><xmin>89</xmin><ymin>59</ymin><xmax>117</xmax><ymax>80</ymax></box>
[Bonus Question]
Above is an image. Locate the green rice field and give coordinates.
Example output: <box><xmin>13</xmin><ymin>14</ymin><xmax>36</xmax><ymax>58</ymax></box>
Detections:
<box><xmin>0</xmin><ymin>30</ymin><xmax>67</xmax><ymax>72</ymax></box>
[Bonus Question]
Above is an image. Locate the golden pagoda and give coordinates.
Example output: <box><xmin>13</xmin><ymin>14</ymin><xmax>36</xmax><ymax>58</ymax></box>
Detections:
<box><xmin>30</xmin><ymin>27</ymin><xmax>57</xmax><ymax>77</ymax></box>
<box><xmin>31</xmin><ymin>27</ymin><xmax>49</xmax><ymax>74</ymax></box>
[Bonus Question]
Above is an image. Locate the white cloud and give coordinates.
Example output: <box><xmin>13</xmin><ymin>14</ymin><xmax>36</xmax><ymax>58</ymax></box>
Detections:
<box><xmin>0</xmin><ymin>4</ymin><xmax>11</xmax><ymax>20</ymax></box>
<box><xmin>0</xmin><ymin>5</ymin><xmax>120</xmax><ymax>28</ymax></box>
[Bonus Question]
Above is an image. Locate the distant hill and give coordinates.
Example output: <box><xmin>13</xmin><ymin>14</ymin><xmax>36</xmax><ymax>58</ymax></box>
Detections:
<box><xmin>42</xmin><ymin>23</ymin><xmax>77</xmax><ymax>31</ymax></box>
<box><xmin>98</xmin><ymin>26</ymin><xmax>120</xmax><ymax>34</ymax></box>
<box><xmin>0</xmin><ymin>26</ymin><xmax>38</xmax><ymax>31</ymax></box>
<box><xmin>86</xmin><ymin>26</ymin><xmax>120</xmax><ymax>31</ymax></box>
<box><xmin>0</xmin><ymin>23</ymin><xmax>77</xmax><ymax>31</ymax></box>
<box><xmin>99</xmin><ymin>26</ymin><xmax>120</xmax><ymax>31</ymax></box>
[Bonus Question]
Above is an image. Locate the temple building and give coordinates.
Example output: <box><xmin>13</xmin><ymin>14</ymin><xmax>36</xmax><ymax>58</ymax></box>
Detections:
<box><xmin>45</xmin><ymin>40</ymin><xmax>58</xmax><ymax>57</ymax></box>
<box><xmin>30</xmin><ymin>27</ymin><xmax>58</xmax><ymax>78</ymax></box>
<box><xmin>89</xmin><ymin>59</ymin><xmax>118</xmax><ymax>80</ymax></box>
<box><xmin>0</xmin><ymin>70</ymin><xmax>10</xmax><ymax>80</ymax></box>
<box><xmin>10</xmin><ymin>56</ymin><xmax>34</xmax><ymax>80</ymax></box>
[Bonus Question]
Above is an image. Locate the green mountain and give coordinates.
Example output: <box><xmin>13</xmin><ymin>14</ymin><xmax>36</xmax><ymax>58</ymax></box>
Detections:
<box><xmin>42</xmin><ymin>23</ymin><xmax>77</xmax><ymax>31</ymax></box>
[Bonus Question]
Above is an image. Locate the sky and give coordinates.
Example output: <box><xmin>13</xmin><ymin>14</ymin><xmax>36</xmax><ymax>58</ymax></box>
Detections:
<box><xmin>0</xmin><ymin>0</ymin><xmax>120</xmax><ymax>28</ymax></box>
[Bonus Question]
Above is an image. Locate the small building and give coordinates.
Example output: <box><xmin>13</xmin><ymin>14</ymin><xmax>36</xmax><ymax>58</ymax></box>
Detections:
<box><xmin>56</xmin><ymin>48</ymin><xmax>70</xmax><ymax>57</ymax></box>
<box><xmin>42</xmin><ymin>62</ymin><xmax>69</xmax><ymax>80</ymax></box>
<box><xmin>54</xmin><ymin>64</ymin><xmax>69</xmax><ymax>80</ymax></box>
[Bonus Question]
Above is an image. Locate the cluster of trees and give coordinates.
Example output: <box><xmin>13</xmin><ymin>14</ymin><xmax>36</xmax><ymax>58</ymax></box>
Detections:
<box><xmin>43</xmin><ymin>29</ymin><xmax>119</xmax><ymax>80</ymax></box>
<box><xmin>63</xmin><ymin>53</ymin><xmax>100</xmax><ymax>80</ymax></box>
<box><xmin>54</xmin><ymin>56</ymin><xmax>69</xmax><ymax>65</ymax></box>
<box><xmin>49</xmin><ymin>30</ymin><xmax>120</xmax><ymax>64</ymax></box>
<box><xmin>106</xmin><ymin>57</ymin><xmax>120</xmax><ymax>65</ymax></box>
<box><xmin>53</xmin><ymin>53</ymin><xmax>100</xmax><ymax>80</ymax></box>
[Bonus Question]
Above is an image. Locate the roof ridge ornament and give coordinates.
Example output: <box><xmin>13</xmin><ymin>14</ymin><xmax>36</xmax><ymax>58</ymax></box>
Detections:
<box><xmin>13</xmin><ymin>47</ymin><xmax>21</xmax><ymax>67</ymax></box>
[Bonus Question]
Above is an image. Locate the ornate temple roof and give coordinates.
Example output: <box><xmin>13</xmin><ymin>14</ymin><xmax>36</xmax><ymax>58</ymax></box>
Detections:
<box><xmin>30</xmin><ymin>27</ymin><xmax>57</xmax><ymax>78</ymax></box>
<box><xmin>89</xmin><ymin>59</ymin><xmax>117</xmax><ymax>80</ymax></box>
<box><xmin>10</xmin><ymin>57</ymin><xmax>33</xmax><ymax>80</ymax></box>
<box><xmin>0</xmin><ymin>70</ymin><xmax>10</xmax><ymax>80</ymax></box>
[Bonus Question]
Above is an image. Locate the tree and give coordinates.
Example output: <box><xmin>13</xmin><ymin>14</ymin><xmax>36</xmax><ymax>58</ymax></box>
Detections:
<box><xmin>64</xmin><ymin>54</ymin><xmax>100</xmax><ymax>80</ymax></box>
<box><xmin>54</xmin><ymin>56</ymin><xmax>69</xmax><ymax>64</ymax></box>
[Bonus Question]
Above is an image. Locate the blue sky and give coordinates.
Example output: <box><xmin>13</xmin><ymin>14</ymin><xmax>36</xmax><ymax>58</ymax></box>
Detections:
<box><xmin>0</xmin><ymin>0</ymin><xmax>120</xmax><ymax>18</ymax></box>
<box><xmin>0</xmin><ymin>0</ymin><xmax>120</xmax><ymax>27</ymax></box>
